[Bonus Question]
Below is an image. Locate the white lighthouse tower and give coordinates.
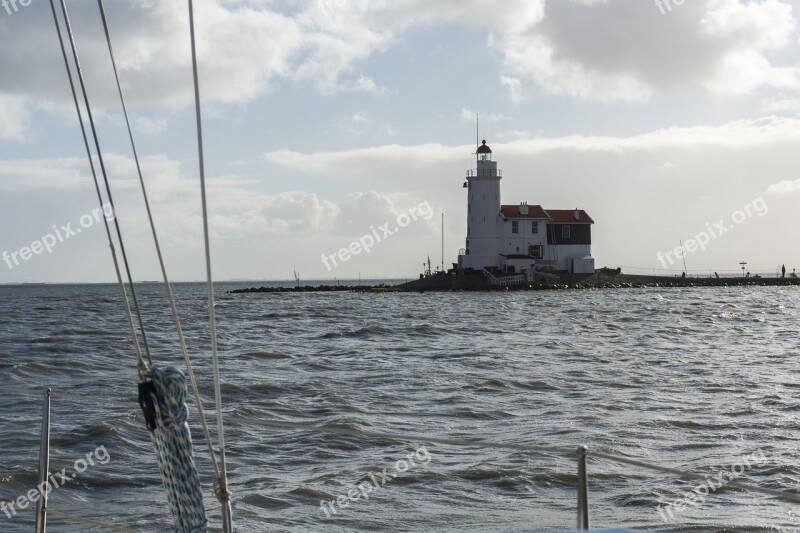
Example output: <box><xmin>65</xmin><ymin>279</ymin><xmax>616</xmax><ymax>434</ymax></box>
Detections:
<box><xmin>460</xmin><ymin>140</ymin><xmax>501</xmax><ymax>271</ymax></box>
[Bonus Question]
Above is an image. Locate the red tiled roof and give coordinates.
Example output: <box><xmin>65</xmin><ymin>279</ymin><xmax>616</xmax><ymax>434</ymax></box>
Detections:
<box><xmin>500</xmin><ymin>204</ymin><xmax>548</xmax><ymax>218</ymax></box>
<box><xmin>546</xmin><ymin>209</ymin><xmax>594</xmax><ymax>224</ymax></box>
<box><xmin>501</xmin><ymin>205</ymin><xmax>594</xmax><ymax>223</ymax></box>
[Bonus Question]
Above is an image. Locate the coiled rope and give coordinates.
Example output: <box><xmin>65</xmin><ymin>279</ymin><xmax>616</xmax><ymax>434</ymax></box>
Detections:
<box><xmin>145</xmin><ymin>367</ymin><xmax>207</xmax><ymax>532</ymax></box>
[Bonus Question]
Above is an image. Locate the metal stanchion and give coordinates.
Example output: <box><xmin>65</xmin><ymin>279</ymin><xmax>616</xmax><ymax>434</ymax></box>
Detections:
<box><xmin>35</xmin><ymin>388</ymin><xmax>52</xmax><ymax>533</ymax></box>
<box><xmin>577</xmin><ymin>446</ymin><xmax>589</xmax><ymax>530</ymax></box>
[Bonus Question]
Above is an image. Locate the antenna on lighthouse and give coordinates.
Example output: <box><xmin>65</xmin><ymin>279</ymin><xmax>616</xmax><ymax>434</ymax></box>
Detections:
<box><xmin>476</xmin><ymin>113</ymin><xmax>480</xmax><ymax>167</ymax></box>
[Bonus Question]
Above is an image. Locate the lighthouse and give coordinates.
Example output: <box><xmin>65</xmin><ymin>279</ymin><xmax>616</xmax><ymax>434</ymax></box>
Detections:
<box><xmin>457</xmin><ymin>139</ymin><xmax>596</xmax><ymax>275</ymax></box>
<box><xmin>461</xmin><ymin>140</ymin><xmax>501</xmax><ymax>271</ymax></box>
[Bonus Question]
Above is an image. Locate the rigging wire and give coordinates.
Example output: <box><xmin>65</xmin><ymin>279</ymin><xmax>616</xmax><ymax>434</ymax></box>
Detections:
<box><xmin>57</xmin><ymin>0</ymin><xmax>153</xmax><ymax>368</ymax></box>
<box><xmin>94</xmin><ymin>0</ymin><xmax>221</xmax><ymax>481</ymax></box>
<box><xmin>187</xmin><ymin>0</ymin><xmax>233</xmax><ymax>528</ymax></box>
<box><xmin>47</xmin><ymin>0</ymin><xmax>146</xmax><ymax>378</ymax></box>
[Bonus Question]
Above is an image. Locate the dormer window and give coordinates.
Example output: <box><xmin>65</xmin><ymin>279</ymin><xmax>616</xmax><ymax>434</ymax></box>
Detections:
<box><xmin>512</xmin><ymin>221</ymin><xmax>519</xmax><ymax>234</ymax></box>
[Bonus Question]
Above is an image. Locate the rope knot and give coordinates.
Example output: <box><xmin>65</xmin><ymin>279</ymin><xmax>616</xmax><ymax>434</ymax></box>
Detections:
<box><xmin>213</xmin><ymin>477</ymin><xmax>232</xmax><ymax>503</ymax></box>
<box><xmin>146</xmin><ymin>366</ymin><xmax>189</xmax><ymax>427</ymax></box>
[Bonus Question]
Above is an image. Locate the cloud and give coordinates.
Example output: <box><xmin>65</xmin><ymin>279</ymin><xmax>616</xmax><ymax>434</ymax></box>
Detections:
<box><xmin>0</xmin><ymin>151</ymin><xmax>429</xmax><ymax>241</ymax></box>
<box><xmin>264</xmin><ymin>142</ymin><xmax>464</xmax><ymax>177</ymax></box>
<box><xmin>266</xmin><ymin>116</ymin><xmax>800</xmax><ymax>174</ymax></box>
<box><xmin>0</xmin><ymin>156</ymin><xmax>89</xmax><ymax>190</ymax></box>
<box><xmin>338</xmin><ymin>112</ymin><xmax>396</xmax><ymax>136</ymax></box>
<box><xmin>500</xmin><ymin>76</ymin><xmax>524</xmax><ymax>105</ymax></box>
<box><xmin>0</xmin><ymin>95</ymin><xmax>31</xmax><ymax>141</ymax></box>
<box><xmin>496</xmin><ymin>0</ymin><xmax>800</xmax><ymax>102</ymax></box>
<box><xmin>0</xmin><ymin>0</ymin><xmax>385</xmax><ymax>111</ymax></box>
<box><xmin>2</xmin><ymin>0</ymin><xmax>796</xmax><ymax>123</ymax></box>
<box><xmin>765</xmin><ymin>178</ymin><xmax>800</xmax><ymax>196</ymax></box>
<box><xmin>339</xmin><ymin>113</ymin><xmax>373</xmax><ymax>135</ymax></box>
<box><xmin>350</xmin><ymin>76</ymin><xmax>392</xmax><ymax>96</ymax></box>
<box><xmin>135</xmin><ymin>116</ymin><xmax>168</xmax><ymax>136</ymax></box>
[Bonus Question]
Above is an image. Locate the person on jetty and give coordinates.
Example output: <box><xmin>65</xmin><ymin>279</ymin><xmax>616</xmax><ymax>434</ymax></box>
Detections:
<box><xmin>782</xmin><ymin>264</ymin><xmax>786</xmax><ymax>278</ymax></box>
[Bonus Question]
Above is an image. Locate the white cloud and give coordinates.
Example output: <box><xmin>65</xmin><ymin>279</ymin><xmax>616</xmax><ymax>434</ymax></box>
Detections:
<box><xmin>765</xmin><ymin>178</ymin><xmax>800</xmax><ymax>196</ymax></box>
<box><xmin>496</xmin><ymin>0</ymin><xmax>800</xmax><ymax>102</ymax></box>
<box><xmin>500</xmin><ymin>76</ymin><xmax>524</xmax><ymax>105</ymax></box>
<box><xmin>135</xmin><ymin>116</ymin><xmax>168</xmax><ymax>136</ymax></box>
<box><xmin>350</xmin><ymin>76</ymin><xmax>392</xmax><ymax>96</ymax></box>
<box><xmin>338</xmin><ymin>112</ymin><xmax>396</xmax><ymax>136</ymax></box>
<box><xmin>339</xmin><ymin>113</ymin><xmax>373</xmax><ymax>135</ymax></box>
<box><xmin>0</xmin><ymin>95</ymin><xmax>31</xmax><ymax>141</ymax></box>
<box><xmin>2</xmin><ymin>0</ymin><xmax>795</xmax><ymax>118</ymax></box>
<box><xmin>0</xmin><ymin>157</ymin><xmax>88</xmax><ymax>190</ymax></box>
<box><xmin>266</xmin><ymin>116</ymin><xmax>800</xmax><ymax>174</ymax></box>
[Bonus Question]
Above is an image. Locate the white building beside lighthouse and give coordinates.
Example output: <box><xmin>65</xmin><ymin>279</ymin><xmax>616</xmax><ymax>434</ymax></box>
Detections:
<box><xmin>458</xmin><ymin>140</ymin><xmax>595</xmax><ymax>275</ymax></box>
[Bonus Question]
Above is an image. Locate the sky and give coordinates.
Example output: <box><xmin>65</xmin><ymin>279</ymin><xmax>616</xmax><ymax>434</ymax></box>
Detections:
<box><xmin>0</xmin><ymin>0</ymin><xmax>799</xmax><ymax>283</ymax></box>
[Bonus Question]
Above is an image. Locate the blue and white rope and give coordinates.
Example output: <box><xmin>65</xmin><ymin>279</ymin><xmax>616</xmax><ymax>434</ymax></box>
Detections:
<box><xmin>147</xmin><ymin>367</ymin><xmax>208</xmax><ymax>533</ymax></box>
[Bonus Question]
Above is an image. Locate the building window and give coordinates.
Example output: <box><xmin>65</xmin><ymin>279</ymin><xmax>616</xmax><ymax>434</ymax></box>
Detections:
<box><xmin>532</xmin><ymin>221</ymin><xmax>539</xmax><ymax>234</ymax></box>
<box><xmin>562</xmin><ymin>226</ymin><xmax>571</xmax><ymax>239</ymax></box>
<box><xmin>512</xmin><ymin>221</ymin><xmax>519</xmax><ymax>234</ymax></box>
<box><xmin>529</xmin><ymin>245</ymin><xmax>543</xmax><ymax>259</ymax></box>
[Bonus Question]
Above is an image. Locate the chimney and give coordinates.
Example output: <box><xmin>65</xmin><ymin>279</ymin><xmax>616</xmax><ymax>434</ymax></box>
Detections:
<box><xmin>519</xmin><ymin>202</ymin><xmax>529</xmax><ymax>216</ymax></box>
<box><xmin>574</xmin><ymin>208</ymin><xmax>580</xmax><ymax>221</ymax></box>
